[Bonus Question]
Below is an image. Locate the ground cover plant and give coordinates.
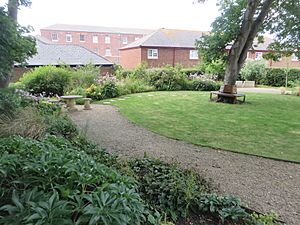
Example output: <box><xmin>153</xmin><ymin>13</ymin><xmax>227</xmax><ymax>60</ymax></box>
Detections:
<box><xmin>111</xmin><ymin>91</ymin><xmax>300</xmax><ymax>162</ymax></box>
<box><xmin>0</xmin><ymin>88</ymin><xmax>282</xmax><ymax>224</ymax></box>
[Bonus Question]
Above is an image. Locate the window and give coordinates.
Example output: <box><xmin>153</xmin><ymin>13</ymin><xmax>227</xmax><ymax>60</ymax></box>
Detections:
<box><xmin>255</xmin><ymin>52</ymin><xmax>263</xmax><ymax>60</ymax></box>
<box><xmin>147</xmin><ymin>49</ymin><xmax>158</xmax><ymax>59</ymax></box>
<box><xmin>79</xmin><ymin>34</ymin><xmax>85</xmax><ymax>42</ymax></box>
<box><xmin>105</xmin><ymin>36</ymin><xmax>110</xmax><ymax>44</ymax></box>
<box><xmin>291</xmin><ymin>53</ymin><xmax>299</xmax><ymax>61</ymax></box>
<box><xmin>122</xmin><ymin>37</ymin><xmax>128</xmax><ymax>44</ymax></box>
<box><xmin>51</xmin><ymin>33</ymin><xmax>58</xmax><ymax>41</ymax></box>
<box><xmin>105</xmin><ymin>48</ymin><xmax>112</xmax><ymax>56</ymax></box>
<box><xmin>92</xmin><ymin>35</ymin><xmax>98</xmax><ymax>43</ymax></box>
<box><xmin>189</xmin><ymin>50</ymin><xmax>199</xmax><ymax>60</ymax></box>
<box><xmin>66</xmin><ymin>34</ymin><xmax>72</xmax><ymax>42</ymax></box>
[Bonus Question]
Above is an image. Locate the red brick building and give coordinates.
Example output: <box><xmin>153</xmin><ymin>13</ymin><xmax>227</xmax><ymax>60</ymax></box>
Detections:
<box><xmin>120</xmin><ymin>29</ymin><xmax>300</xmax><ymax>69</ymax></box>
<box><xmin>120</xmin><ymin>29</ymin><xmax>203</xmax><ymax>69</ymax></box>
<box><xmin>40</xmin><ymin>24</ymin><xmax>153</xmax><ymax>64</ymax></box>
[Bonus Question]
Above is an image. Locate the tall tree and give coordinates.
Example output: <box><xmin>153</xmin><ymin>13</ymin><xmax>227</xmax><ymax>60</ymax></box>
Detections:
<box><xmin>197</xmin><ymin>0</ymin><xmax>300</xmax><ymax>100</ymax></box>
<box><xmin>0</xmin><ymin>0</ymin><xmax>36</xmax><ymax>88</ymax></box>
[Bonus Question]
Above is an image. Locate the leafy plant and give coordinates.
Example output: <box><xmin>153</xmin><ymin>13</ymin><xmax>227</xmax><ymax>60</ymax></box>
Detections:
<box><xmin>241</xmin><ymin>60</ymin><xmax>267</xmax><ymax>84</ymax></box>
<box><xmin>127</xmin><ymin>157</ymin><xmax>208</xmax><ymax>221</ymax></box>
<box><xmin>20</xmin><ymin>65</ymin><xmax>72</xmax><ymax>96</ymax></box>
<box><xmin>249</xmin><ymin>212</ymin><xmax>281</xmax><ymax>225</ymax></box>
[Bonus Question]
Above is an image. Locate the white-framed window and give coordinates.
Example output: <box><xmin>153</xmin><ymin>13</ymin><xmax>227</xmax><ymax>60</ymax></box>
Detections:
<box><xmin>92</xmin><ymin>35</ymin><xmax>98</xmax><ymax>43</ymax></box>
<box><xmin>291</xmin><ymin>53</ymin><xmax>299</xmax><ymax>61</ymax></box>
<box><xmin>51</xmin><ymin>33</ymin><xmax>58</xmax><ymax>41</ymax></box>
<box><xmin>134</xmin><ymin>37</ymin><xmax>140</xmax><ymax>41</ymax></box>
<box><xmin>79</xmin><ymin>34</ymin><xmax>85</xmax><ymax>42</ymax></box>
<box><xmin>66</xmin><ymin>34</ymin><xmax>72</xmax><ymax>42</ymax></box>
<box><xmin>189</xmin><ymin>50</ymin><xmax>199</xmax><ymax>60</ymax></box>
<box><xmin>255</xmin><ymin>52</ymin><xmax>263</xmax><ymax>60</ymax></box>
<box><xmin>147</xmin><ymin>49</ymin><xmax>158</xmax><ymax>59</ymax></box>
<box><xmin>105</xmin><ymin>48</ymin><xmax>112</xmax><ymax>56</ymax></box>
<box><xmin>105</xmin><ymin>36</ymin><xmax>110</xmax><ymax>44</ymax></box>
<box><xmin>122</xmin><ymin>37</ymin><xmax>128</xmax><ymax>44</ymax></box>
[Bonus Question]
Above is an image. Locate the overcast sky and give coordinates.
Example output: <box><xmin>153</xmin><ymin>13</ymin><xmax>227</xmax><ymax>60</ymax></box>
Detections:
<box><xmin>1</xmin><ymin>0</ymin><xmax>220</xmax><ymax>34</ymax></box>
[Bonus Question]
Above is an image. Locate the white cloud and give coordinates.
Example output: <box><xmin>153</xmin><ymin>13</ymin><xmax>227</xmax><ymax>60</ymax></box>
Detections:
<box><xmin>1</xmin><ymin>0</ymin><xmax>219</xmax><ymax>34</ymax></box>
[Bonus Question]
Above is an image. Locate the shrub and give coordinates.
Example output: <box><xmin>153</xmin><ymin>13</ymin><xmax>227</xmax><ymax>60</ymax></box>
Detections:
<box><xmin>241</xmin><ymin>60</ymin><xmax>267</xmax><ymax>84</ymax></box>
<box><xmin>101</xmin><ymin>81</ymin><xmax>120</xmax><ymax>99</ymax></box>
<box><xmin>187</xmin><ymin>79</ymin><xmax>221</xmax><ymax>91</ymax></box>
<box><xmin>20</xmin><ymin>66</ymin><xmax>71</xmax><ymax>96</ymax></box>
<box><xmin>127</xmin><ymin>157</ymin><xmax>208</xmax><ymax>221</ymax></box>
<box><xmin>67</xmin><ymin>64</ymin><xmax>99</xmax><ymax>90</ymax></box>
<box><xmin>118</xmin><ymin>77</ymin><xmax>155</xmax><ymax>95</ymax></box>
<box><xmin>0</xmin><ymin>136</ymin><xmax>154</xmax><ymax>225</ymax></box>
<box><xmin>0</xmin><ymin>88</ymin><xmax>22</xmax><ymax>117</ymax></box>
<box><xmin>262</xmin><ymin>68</ymin><xmax>300</xmax><ymax>87</ymax></box>
<box><xmin>86</xmin><ymin>84</ymin><xmax>102</xmax><ymax>100</ymax></box>
<box><xmin>147</xmin><ymin>66</ymin><xmax>187</xmax><ymax>91</ymax></box>
<box><xmin>0</xmin><ymin>106</ymin><xmax>46</xmax><ymax>139</ymax></box>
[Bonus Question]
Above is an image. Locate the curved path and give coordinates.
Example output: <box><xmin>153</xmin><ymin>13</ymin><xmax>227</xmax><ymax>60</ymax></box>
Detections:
<box><xmin>71</xmin><ymin>104</ymin><xmax>300</xmax><ymax>225</ymax></box>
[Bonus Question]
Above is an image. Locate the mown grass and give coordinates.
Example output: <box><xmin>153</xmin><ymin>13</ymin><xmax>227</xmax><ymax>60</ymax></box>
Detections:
<box><xmin>110</xmin><ymin>91</ymin><xmax>300</xmax><ymax>162</ymax></box>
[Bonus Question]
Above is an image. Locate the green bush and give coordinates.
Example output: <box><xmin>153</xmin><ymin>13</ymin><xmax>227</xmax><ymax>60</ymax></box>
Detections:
<box><xmin>67</xmin><ymin>64</ymin><xmax>99</xmax><ymax>91</ymax></box>
<box><xmin>101</xmin><ymin>81</ymin><xmax>120</xmax><ymax>99</ymax></box>
<box><xmin>241</xmin><ymin>60</ymin><xmax>267</xmax><ymax>84</ymax></box>
<box><xmin>20</xmin><ymin>66</ymin><xmax>71</xmax><ymax>96</ymax></box>
<box><xmin>147</xmin><ymin>66</ymin><xmax>187</xmax><ymax>91</ymax></box>
<box><xmin>0</xmin><ymin>136</ymin><xmax>154</xmax><ymax>225</ymax></box>
<box><xmin>127</xmin><ymin>157</ymin><xmax>208</xmax><ymax>221</ymax></box>
<box><xmin>188</xmin><ymin>79</ymin><xmax>221</xmax><ymax>91</ymax></box>
<box><xmin>262</xmin><ymin>68</ymin><xmax>300</xmax><ymax>87</ymax></box>
<box><xmin>118</xmin><ymin>77</ymin><xmax>155</xmax><ymax>95</ymax></box>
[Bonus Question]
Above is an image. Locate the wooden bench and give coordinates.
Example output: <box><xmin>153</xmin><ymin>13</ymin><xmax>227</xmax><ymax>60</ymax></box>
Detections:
<box><xmin>210</xmin><ymin>91</ymin><xmax>246</xmax><ymax>103</ymax></box>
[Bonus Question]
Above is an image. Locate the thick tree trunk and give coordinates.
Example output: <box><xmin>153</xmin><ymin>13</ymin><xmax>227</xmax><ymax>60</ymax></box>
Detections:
<box><xmin>221</xmin><ymin>0</ymin><xmax>274</xmax><ymax>101</ymax></box>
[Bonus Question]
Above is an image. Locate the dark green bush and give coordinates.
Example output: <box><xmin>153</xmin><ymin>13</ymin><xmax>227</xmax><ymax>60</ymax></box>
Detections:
<box><xmin>0</xmin><ymin>88</ymin><xmax>22</xmax><ymax>117</ymax></box>
<box><xmin>261</xmin><ymin>68</ymin><xmax>300</xmax><ymax>87</ymax></box>
<box><xmin>188</xmin><ymin>80</ymin><xmax>221</xmax><ymax>91</ymax></box>
<box><xmin>147</xmin><ymin>67</ymin><xmax>187</xmax><ymax>91</ymax></box>
<box><xmin>101</xmin><ymin>81</ymin><xmax>120</xmax><ymax>99</ymax></box>
<box><xmin>127</xmin><ymin>157</ymin><xmax>208</xmax><ymax>221</ymax></box>
<box><xmin>0</xmin><ymin>136</ymin><xmax>153</xmax><ymax>225</ymax></box>
<box><xmin>20</xmin><ymin>66</ymin><xmax>71</xmax><ymax>96</ymax></box>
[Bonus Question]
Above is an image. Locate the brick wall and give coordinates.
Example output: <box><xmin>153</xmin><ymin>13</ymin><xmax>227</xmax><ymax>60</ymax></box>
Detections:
<box><xmin>40</xmin><ymin>29</ymin><xmax>144</xmax><ymax>64</ymax></box>
<box><xmin>120</xmin><ymin>48</ymin><xmax>142</xmax><ymax>69</ymax></box>
<box><xmin>139</xmin><ymin>47</ymin><xmax>199</xmax><ymax>68</ymax></box>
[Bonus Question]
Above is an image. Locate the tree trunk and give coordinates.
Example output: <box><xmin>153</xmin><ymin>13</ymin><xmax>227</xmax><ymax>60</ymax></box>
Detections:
<box><xmin>1</xmin><ymin>0</ymin><xmax>19</xmax><ymax>88</ymax></box>
<box><xmin>220</xmin><ymin>0</ymin><xmax>274</xmax><ymax>104</ymax></box>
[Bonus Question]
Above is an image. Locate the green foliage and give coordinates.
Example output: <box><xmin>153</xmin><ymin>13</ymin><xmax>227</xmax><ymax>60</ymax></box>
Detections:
<box><xmin>67</xmin><ymin>64</ymin><xmax>99</xmax><ymax>91</ymax></box>
<box><xmin>187</xmin><ymin>80</ymin><xmax>221</xmax><ymax>91</ymax></box>
<box><xmin>20</xmin><ymin>66</ymin><xmax>72</xmax><ymax>96</ymax></box>
<box><xmin>0</xmin><ymin>6</ymin><xmax>36</xmax><ymax>85</ymax></box>
<box><xmin>127</xmin><ymin>157</ymin><xmax>208</xmax><ymax>221</ymax></box>
<box><xmin>197</xmin><ymin>194</ymin><xmax>249</xmax><ymax>223</ymax></box>
<box><xmin>0</xmin><ymin>88</ymin><xmax>22</xmax><ymax>117</ymax></box>
<box><xmin>0</xmin><ymin>135</ymin><xmax>151</xmax><ymax>225</ymax></box>
<box><xmin>118</xmin><ymin>77</ymin><xmax>155</xmax><ymax>95</ymax></box>
<box><xmin>147</xmin><ymin>66</ymin><xmax>187</xmax><ymax>91</ymax></box>
<box><xmin>198</xmin><ymin>60</ymin><xmax>226</xmax><ymax>81</ymax></box>
<box><xmin>241</xmin><ymin>60</ymin><xmax>267</xmax><ymax>84</ymax></box>
<box><xmin>249</xmin><ymin>212</ymin><xmax>281</xmax><ymax>225</ymax></box>
<box><xmin>102</xmin><ymin>81</ymin><xmax>120</xmax><ymax>99</ymax></box>
<box><xmin>262</xmin><ymin>68</ymin><xmax>300</xmax><ymax>87</ymax></box>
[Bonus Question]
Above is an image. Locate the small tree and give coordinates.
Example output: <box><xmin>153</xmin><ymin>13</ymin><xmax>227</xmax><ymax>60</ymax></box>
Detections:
<box><xmin>0</xmin><ymin>0</ymin><xmax>36</xmax><ymax>88</ymax></box>
<box><xmin>240</xmin><ymin>60</ymin><xmax>267</xmax><ymax>84</ymax></box>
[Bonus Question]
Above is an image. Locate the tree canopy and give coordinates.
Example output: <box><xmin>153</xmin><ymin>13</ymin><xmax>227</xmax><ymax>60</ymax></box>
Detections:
<box><xmin>196</xmin><ymin>0</ymin><xmax>300</xmax><ymax>87</ymax></box>
<box><xmin>0</xmin><ymin>0</ymin><xmax>36</xmax><ymax>87</ymax></box>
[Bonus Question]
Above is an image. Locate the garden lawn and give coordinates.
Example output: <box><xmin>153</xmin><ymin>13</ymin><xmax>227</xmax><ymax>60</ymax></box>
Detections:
<box><xmin>111</xmin><ymin>91</ymin><xmax>300</xmax><ymax>162</ymax></box>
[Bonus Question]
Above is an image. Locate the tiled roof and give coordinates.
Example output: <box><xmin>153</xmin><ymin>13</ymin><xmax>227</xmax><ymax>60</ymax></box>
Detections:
<box><xmin>121</xmin><ymin>28</ymin><xmax>204</xmax><ymax>49</ymax></box>
<box><xmin>26</xmin><ymin>37</ymin><xmax>113</xmax><ymax>66</ymax></box>
<box><xmin>41</xmin><ymin>24</ymin><xmax>153</xmax><ymax>35</ymax></box>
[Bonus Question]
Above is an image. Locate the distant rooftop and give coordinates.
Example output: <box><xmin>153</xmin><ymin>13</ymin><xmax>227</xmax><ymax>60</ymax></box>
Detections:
<box><xmin>41</xmin><ymin>24</ymin><xmax>154</xmax><ymax>35</ymax></box>
<box><xmin>121</xmin><ymin>28</ymin><xmax>204</xmax><ymax>49</ymax></box>
<box><xmin>25</xmin><ymin>37</ymin><xmax>113</xmax><ymax>66</ymax></box>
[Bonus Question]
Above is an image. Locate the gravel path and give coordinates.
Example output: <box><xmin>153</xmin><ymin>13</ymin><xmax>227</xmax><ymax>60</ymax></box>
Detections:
<box><xmin>71</xmin><ymin>104</ymin><xmax>300</xmax><ymax>225</ymax></box>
